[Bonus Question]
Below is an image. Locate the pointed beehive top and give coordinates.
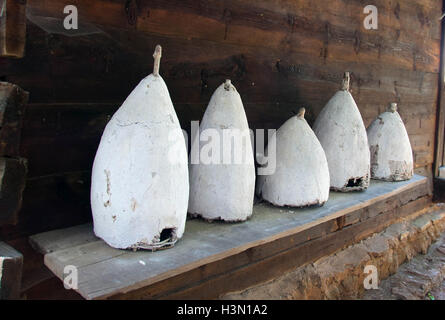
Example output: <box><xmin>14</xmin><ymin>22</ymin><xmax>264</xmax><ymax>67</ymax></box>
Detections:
<box><xmin>297</xmin><ymin>107</ymin><xmax>306</xmax><ymax>119</ymax></box>
<box><xmin>388</xmin><ymin>102</ymin><xmax>398</xmax><ymax>113</ymax></box>
<box><xmin>224</xmin><ymin>79</ymin><xmax>232</xmax><ymax>91</ymax></box>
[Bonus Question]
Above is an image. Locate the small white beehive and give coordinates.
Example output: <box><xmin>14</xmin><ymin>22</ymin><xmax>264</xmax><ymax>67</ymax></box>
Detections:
<box><xmin>257</xmin><ymin>108</ymin><xmax>330</xmax><ymax>207</ymax></box>
<box><xmin>188</xmin><ymin>80</ymin><xmax>255</xmax><ymax>222</ymax></box>
<box><xmin>313</xmin><ymin>72</ymin><xmax>370</xmax><ymax>192</ymax></box>
<box><xmin>91</xmin><ymin>45</ymin><xmax>189</xmax><ymax>250</ymax></box>
<box><xmin>367</xmin><ymin>103</ymin><xmax>413</xmax><ymax>181</ymax></box>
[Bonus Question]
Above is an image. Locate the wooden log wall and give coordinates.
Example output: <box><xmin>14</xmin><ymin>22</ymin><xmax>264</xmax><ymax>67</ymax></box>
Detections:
<box><xmin>0</xmin><ymin>0</ymin><xmax>442</xmax><ymax>239</ymax></box>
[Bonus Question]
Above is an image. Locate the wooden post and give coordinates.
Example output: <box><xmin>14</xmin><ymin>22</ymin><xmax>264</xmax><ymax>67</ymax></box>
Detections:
<box><xmin>0</xmin><ymin>82</ymin><xmax>29</xmax><ymax>157</ymax></box>
<box><xmin>0</xmin><ymin>241</ymin><xmax>23</xmax><ymax>299</ymax></box>
<box><xmin>0</xmin><ymin>82</ymin><xmax>28</xmax><ymax>226</ymax></box>
<box><xmin>434</xmin><ymin>2</ymin><xmax>445</xmax><ymax>178</ymax></box>
<box><xmin>0</xmin><ymin>157</ymin><xmax>27</xmax><ymax>225</ymax></box>
<box><xmin>0</xmin><ymin>0</ymin><xmax>27</xmax><ymax>58</ymax></box>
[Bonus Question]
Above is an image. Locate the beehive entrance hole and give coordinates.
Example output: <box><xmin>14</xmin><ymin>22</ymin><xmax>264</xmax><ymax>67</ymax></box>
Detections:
<box><xmin>160</xmin><ymin>228</ymin><xmax>175</xmax><ymax>242</ymax></box>
<box><xmin>346</xmin><ymin>177</ymin><xmax>364</xmax><ymax>188</ymax></box>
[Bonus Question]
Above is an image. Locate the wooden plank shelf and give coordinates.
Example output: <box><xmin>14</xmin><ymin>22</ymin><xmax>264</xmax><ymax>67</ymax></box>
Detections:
<box><xmin>29</xmin><ymin>175</ymin><xmax>430</xmax><ymax>300</ymax></box>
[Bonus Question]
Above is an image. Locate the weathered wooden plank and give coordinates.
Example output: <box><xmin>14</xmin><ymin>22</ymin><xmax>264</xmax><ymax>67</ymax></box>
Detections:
<box><xmin>32</xmin><ymin>175</ymin><xmax>428</xmax><ymax>299</ymax></box>
<box><xmin>26</xmin><ymin>0</ymin><xmax>442</xmax><ymax>49</ymax></box>
<box><xmin>20</xmin><ymin>103</ymin><xmax>116</xmax><ymax>177</ymax></box>
<box><xmin>160</xmin><ymin>196</ymin><xmax>431</xmax><ymax>300</ymax></box>
<box><xmin>0</xmin><ymin>0</ymin><xmax>27</xmax><ymax>58</ymax></box>
<box><xmin>17</xmin><ymin>101</ymin><xmax>435</xmax><ymax>180</ymax></box>
<box><xmin>114</xmin><ymin>195</ymin><xmax>431</xmax><ymax>300</ymax></box>
<box><xmin>0</xmin><ymin>157</ymin><xmax>27</xmax><ymax>226</ymax></box>
<box><xmin>1</xmin><ymin>0</ymin><xmax>441</xmax><ymax>104</ymax></box>
<box><xmin>3</xmin><ymin>26</ymin><xmax>439</xmax><ymax>104</ymax></box>
<box><xmin>44</xmin><ymin>241</ymin><xmax>126</xmax><ymax>282</ymax></box>
<box><xmin>0</xmin><ymin>241</ymin><xmax>23</xmax><ymax>299</ymax></box>
<box><xmin>29</xmin><ymin>223</ymin><xmax>97</xmax><ymax>255</ymax></box>
<box><xmin>0</xmin><ymin>82</ymin><xmax>28</xmax><ymax>157</ymax></box>
<box><xmin>410</xmin><ymin>133</ymin><xmax>434</xmax><ymax>152</ymax></box>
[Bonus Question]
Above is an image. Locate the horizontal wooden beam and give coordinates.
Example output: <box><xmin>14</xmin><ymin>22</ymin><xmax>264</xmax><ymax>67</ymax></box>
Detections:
<box><xmin>25</xmin><ymin>0</ymin><xmax>440</xmax><ymax>73</ymax></box>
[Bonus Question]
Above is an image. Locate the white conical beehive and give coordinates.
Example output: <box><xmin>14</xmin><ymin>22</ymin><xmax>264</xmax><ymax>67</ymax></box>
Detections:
<box><xmin>257</xmin><ymin>108</ymin><xmax>330</xmax><ymax>207</ymax></box>
<box><xmin>313</xmin><ymin>72</ymin><xmax>370</xmax><ymax>192</ymax></box>
<box><xmin>91</xmin><ymin>45</ymin><xmax>189</xmax><ymax>250</ymax></box>
<box><xmin>367</xmin><ymin>103</ymin><xmax>413</xmax><ymax>181</ymax></box>
<box><xmin>188</xmin><ymin>80</ymin><xmax>255</xmax><ymax>222</ymax></box>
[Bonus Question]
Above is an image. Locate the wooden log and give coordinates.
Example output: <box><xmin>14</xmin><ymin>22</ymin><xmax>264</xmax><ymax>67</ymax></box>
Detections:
<box><xmin>20</xmin><ymin>103</ymin><xmax>115</xmax><ymax>178</ymax></box>
<box><xmin>0</xmin><ymin>82</ymin><xmax>29</xmax><ymax>157</ymax></box>
<box><xmin>0</xmin><ymin>241</ymin><xmax>23</xmax><ymax>299</ymax></box>
<box><xmin>24</xmin><ymin>0</ymin><xmax>441</xmax><ymax>73</ymax></box>
<box><xmin>17</xmin><ymin>101</ymin><xmax>435</xmax><ymax>179</ymax></box>
<box><xmin>2</xmin><ymin>0</ymin><xmax>440</xmax><ymax>104</ymax></box>
<box><xmin>0</xmin><ymin>170</ymin><xmax>91</xmax><ymax>240</ymax></box>
<box><xmin>0</xmin><ymin>0</ymin><xmax>27</xmax><ymax>58</ymax></box>
<box><xmin>0</xmin><ymin>157</ymin><xmax>27</xmax><ymax>226</ymax></box>
<box><xmin>434</xmin><ymin>11</ymin><xmax>445</xmax><ymax>177</ymax></box>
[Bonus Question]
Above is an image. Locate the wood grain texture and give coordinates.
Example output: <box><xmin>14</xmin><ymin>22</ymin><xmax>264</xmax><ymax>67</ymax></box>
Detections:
<box><xmin>0</xmin><ymin>241</ymin><xmax>23</xmax><ymax>299</ymax></box>
<box><xmin>163</xmin><ymin>197</ymin><xmax>431</xmax><ymax>300</ymax></box>
<box><xmin>30</xmin><ymin>176</ymin><xmax>429</xmax><ymax>300</ymax></box>
<box><xmin>0</xmin><ymin>0</ymin><xmax>27</xmax><ymax>58</ymax></box>
<box><xmin>434</xmin><ymin>6</ymin><xmax>445</xmax><ymax>177</ymax></box>
<box><xmin>0</xmin><ymin>157</ymin><xmax>27</xmax><ymax>226</ymax></box>
<box><xmin>0</xmin><ymin>82</ymin><xmax>28</xmax><ymax>157</ymax></box>
<box><xmin>0</xmin><ymin>0</ymin><xmax>440</xmax><ymax>239</ymax></box>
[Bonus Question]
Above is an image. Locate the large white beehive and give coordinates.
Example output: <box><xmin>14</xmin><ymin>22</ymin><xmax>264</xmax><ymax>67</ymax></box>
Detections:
<box><xmin>313</xmin><ymin>72</ymin><xmax>370</xmax><ymax>192</ymax></box>
<box><xmin>258</xmin><ymin>108</ymin><xmax>330</xmax><ymax>207</ymax></box>
<box><xmin>91</xmin><ymin>45</ymin><xmax>189</xmax><ymax>250</ymax></box>
<box><xmin>367</xmin><ymin>103</ymin><xmax>413</xmax><ymax>181</ymax></box>
<box><xmin>188</xmin><ymin>80</ymin><xmax>255</xmax><ymax>222</ymax></box>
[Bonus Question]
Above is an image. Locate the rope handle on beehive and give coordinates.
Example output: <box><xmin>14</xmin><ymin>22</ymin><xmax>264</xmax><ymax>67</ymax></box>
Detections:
<box><xmin>341</xmin><ymin>72</ymin><xmax>350</xmax><ymax>91</ymax></box>
<box><xmin>388</xmin><ymin>102</ymin><xmax>398</xmax><ymax>113</ymax></box>
<box><xmin>297</xmin><ymin>107</ymin><xmax>306</xmax><ymax>119</ymax></box>
<box><xmin>224</xmin><ymin>79</ymin><xmax>232</xmax><ymax>91</ymax></box>
<box><xmin>153</xmin><ymin>45</ymin><xmax>162</xmax><ymax>77</ymax></box>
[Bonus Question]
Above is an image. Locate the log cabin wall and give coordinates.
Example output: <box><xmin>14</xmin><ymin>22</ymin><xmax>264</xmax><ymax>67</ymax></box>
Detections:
<box><xmin>0</xmin><ymin>0</ymin><xmax>442</xmax><ymax>239</ymax></box>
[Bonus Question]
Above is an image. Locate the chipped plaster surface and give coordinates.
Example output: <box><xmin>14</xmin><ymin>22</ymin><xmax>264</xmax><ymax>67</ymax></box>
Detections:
<box><xmin>313</xmin><ymin>90</ymin><xmax>370</xmax><ymax>192</ymax></box>
<box><xmin>258</xmin><ymin>115</ymin><xmax>330</xmax><ymax>207</ymax></box>
<box><xmin>188</xmin><ymin>81</ymin><xmax>255</xmax><ymax>222</ymax></box>
<box><xmin>367</xmin><ymin>110</ymin><xmax>413</xmax><ymax>181</ymax></box>
<box><xmin>91</xmin><ymin>74</ymin><xmax>189</xmax><ymax>249</ymax></box>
